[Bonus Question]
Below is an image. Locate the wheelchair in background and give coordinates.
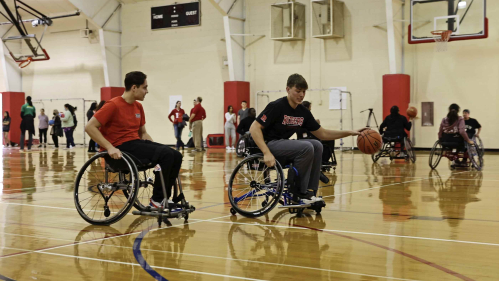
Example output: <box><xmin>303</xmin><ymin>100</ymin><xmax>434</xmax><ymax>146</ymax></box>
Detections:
<box><xmin>229</xmin><ymin>137</ymin><xmax>328</xmax><ymax>218</ymax></box>
<box><xmin>372</xmin><ymin>136</ymin><xmax>416</xmax><ymax>163</ymax></box>
<box><xmin>74</xmin><ymin>152</ymin><xmax>195</xmax><ymax>226</ymax></box>
<box><xmin>429</xmin><ymin>137</ymin><xmax>483</xmax><ymax>171</ymax></box>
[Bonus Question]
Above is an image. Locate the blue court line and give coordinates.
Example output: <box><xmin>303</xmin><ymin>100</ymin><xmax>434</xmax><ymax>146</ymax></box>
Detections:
<box><xmin>133</xmin><ymin>228</ymin><xmax>169</xmax><ymax>281</ymax></box>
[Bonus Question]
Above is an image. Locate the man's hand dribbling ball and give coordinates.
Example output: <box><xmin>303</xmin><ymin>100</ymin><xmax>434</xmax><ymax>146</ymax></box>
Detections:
<box><xmin>108</xmin><ymin>147</ymin><xmax>122</xmax><ymax>159</ymax></box>
<box><xmin>264</xmin><ymin>153</ymin><xmax>276</xmax><ymax>168</ymax></box>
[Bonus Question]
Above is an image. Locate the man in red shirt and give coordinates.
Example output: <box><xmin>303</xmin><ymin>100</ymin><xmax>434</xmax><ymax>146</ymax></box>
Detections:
<box><xmin>189</xmin><ymin>97</ymin><xmax>206</xmax><ymax>152</ymax></box>
<box><xmin>86</xmin><ymin>71</ymin><xmax>182</xmax><ymax>207</ymax></box>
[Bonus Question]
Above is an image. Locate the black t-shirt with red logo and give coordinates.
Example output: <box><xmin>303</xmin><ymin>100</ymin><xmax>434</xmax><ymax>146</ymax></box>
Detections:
<box><xmin>256</xmin><ymin>97</ymin><xmax>321</xmax><ymax>142</ymax></box>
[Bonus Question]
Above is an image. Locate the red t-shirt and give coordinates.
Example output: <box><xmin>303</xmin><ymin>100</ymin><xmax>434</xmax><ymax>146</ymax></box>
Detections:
<box><xmin>168</xmin><ymin>108</ymin><xmax>185</xmax><ymax>124</ymax></box>
<box><xmin>190</xmin><ymin>104</ymin><xmax>206</xmax><ymax>122</ymax></box>
<box><xmin>94</xmin><ymin>97</ymin><xmax>146</xmax><ymax>148</ymax></box>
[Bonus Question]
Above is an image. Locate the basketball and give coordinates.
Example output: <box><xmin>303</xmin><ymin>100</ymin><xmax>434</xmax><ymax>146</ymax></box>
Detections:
<box><xmin>357</xmin><ymin>129</ymin><xmax>383</xmax><ymax>154</ymax></box>
<box><xmin>407</xmin><ymin>106</ymin><xmax>418</xmax><ymax>118</ymax></box>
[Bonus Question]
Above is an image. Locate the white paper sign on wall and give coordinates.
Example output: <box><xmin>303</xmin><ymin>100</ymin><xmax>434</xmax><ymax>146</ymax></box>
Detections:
<box><xmin>329</xmin><ymin>87</ymin><xmax>347</xmax><ymax>110</ymax></box>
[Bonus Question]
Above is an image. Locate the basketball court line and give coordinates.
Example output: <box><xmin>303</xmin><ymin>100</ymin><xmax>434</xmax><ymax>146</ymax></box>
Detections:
<box><xmin>324</xmin><ymin>170</ymin><xmax>470</xmax><ymax>198</ymax></box>
<box><xmin>0</xmin><ymin>214</ymin><xmax>232</xmax><ymax>260</ymax></box>
<box><xmin>1</xmin><ymin>239</ymin><xmax>419</xmax><ymax>281</ymax></box>
<box><xmin>0</xmin><ymin>246</ymin><xmax>266</xmax><ymax>281</ymax></box>
<box><xmin>204</xmin><ymin>220</ymin><xmax>499</xmax><ymax>247</ymax></box>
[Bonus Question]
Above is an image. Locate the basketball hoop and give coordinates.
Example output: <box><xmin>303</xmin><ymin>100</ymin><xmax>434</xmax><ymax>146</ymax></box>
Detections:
<box><xmin>18</xmin><ymin>57</ymin><xmax>33</xmax><ymax>68</ymax></box>
<box><xmin>431</xmin><ymin>30</ymin><xmax>452</xmax><ymax>52</ymax></box>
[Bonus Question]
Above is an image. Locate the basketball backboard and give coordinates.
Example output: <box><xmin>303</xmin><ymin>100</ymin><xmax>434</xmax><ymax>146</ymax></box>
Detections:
<box><xmin>409</xmin><ymin>0</ymin><xmax>487</xmax><ymax>44</ymax></box>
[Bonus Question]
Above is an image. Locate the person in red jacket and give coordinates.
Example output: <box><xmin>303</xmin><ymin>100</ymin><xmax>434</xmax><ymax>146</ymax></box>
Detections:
<box><xmin>189</xmin><ymin>97</ymin><xmax>206</xmax><ymax>152</ymax></box>
<box><xmin>168</xmin><ymin>101</ymin><xmax>186</xmax><ymax>151</ymax></box>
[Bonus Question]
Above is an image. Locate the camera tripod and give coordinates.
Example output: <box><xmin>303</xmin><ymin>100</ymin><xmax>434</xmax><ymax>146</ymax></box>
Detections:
<box><xmin>360</xmin><ymin>108</ymin><xmax>379</xmax><ymax>130</ymax></box>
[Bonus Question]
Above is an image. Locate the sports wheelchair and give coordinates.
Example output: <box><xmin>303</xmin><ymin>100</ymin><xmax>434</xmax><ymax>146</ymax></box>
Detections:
<box><xmin>74</xmin><ymin>152</ymin><xmax>195</xmax><ymax>226</ymax></box>
<box><xmin>229</xmin><ymin>138</ymin><xmax>328</xmax><ymax>218</ymax></box>
<box><xmin>428</xmin><ymin>138</ymin><xmax>483</xmax><ymax>171</ymax></box>
<box><xmin>237</xmin><ymin>133</ymin><xmax>337</xmax><ymax>172</ymax></box>
<box><xmin>372</xmin><ymin>136</ymin><xmax>416</xmax><ymax>163</ymax></box>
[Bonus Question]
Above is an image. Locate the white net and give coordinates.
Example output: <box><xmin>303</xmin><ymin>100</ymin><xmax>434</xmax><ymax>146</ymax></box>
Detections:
<box><xmin>432</xmin><ymin>30</ymin><xmax>452</xmax><ymax>52</ymax></box>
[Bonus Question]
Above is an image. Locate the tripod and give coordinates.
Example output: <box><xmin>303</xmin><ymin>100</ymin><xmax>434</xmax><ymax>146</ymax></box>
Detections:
<box><xmin>360</xmin><ymin>108</ymin><xmax>379</xmax><ymax>130</ymax></box>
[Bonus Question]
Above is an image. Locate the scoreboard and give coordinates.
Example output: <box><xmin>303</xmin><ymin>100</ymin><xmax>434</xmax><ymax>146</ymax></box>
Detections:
<box><xmin>151</xmin><ymin>2</ymin><xmax>200</xmax><ymax>30</ymax></box>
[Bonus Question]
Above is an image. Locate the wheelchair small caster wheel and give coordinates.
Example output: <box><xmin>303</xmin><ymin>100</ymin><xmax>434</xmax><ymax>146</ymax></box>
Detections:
<box><xmin>230</xmin><ymin>208</ymin><xmax>237</xmax><ymax>215</ymax></box>
<box><xmin>184</xmin><ymin>214</ymin><xmax>189</xmax><ymax>223</ymax></box>
<box><xmin>296</xmin><ymin>208</ymin><xmax>304</xmax><ymax>217</ymax></box>
<box><xmin>104</xmin><ymin>206</ymin><xmax>111</xmax><ymax>217</ymax></box>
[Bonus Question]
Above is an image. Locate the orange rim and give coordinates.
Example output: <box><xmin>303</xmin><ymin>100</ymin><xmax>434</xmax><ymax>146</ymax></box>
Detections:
<box><xmin>18</xmin><ymin>57</ymin><xmax>32</xmax><ymax>68</ymax></box>
<box><xmin>431</xmin><ymin>30</ymin><xmax>452</xmax><ymax>41</ymax></box>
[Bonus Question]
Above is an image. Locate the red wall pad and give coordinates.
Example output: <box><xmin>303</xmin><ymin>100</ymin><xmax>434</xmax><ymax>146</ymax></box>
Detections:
<box><xmin>382</xmin><ymin>74</ymin><xmax>410</xmax><ymax>120</ymax></box>
<box><xmin>224</xmin><ymin>81</ymin><xmax>250</xmax><ymax>145</ymax></box>
<box><xmin>101</xmin><ymin>87</ymin><xmax>125</xmax><ymax>102</ymax></box>
<box><xmin>2</xmin><ymin>91</ymin><xmax>25</xmax><ymax>145</ymax></box>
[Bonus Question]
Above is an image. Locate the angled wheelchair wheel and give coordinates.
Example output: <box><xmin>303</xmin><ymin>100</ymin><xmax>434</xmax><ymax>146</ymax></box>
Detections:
<box><xmin>124</xmin><ymin>167</ymin><xmax>155</xmax><ymax>211</ymax></box>
<box><xmin>371</xmin><ymin>143</ymin><xmax>386</xmax><ymax>163</ymax></box>
<box><xmin>228</xmin><ymin>155</ymin><xmax>285</xmax><ymax>217</ymax></box>
<box><xmin>236</xmin><ymin>137</ymin><xmax>246</xmax><ymax>157</ymax></box>
<box><xmin>467</xmin><ymin>142</ymin><xmax>483</xmax><ymax>171</ymax></box>
<box><xmin>429</xmin><ymin>141</ymin><xmax>443</xmax><ymax>170</ymax></box>
<box><xmin>474</xmin><ymin>136</ymin><xmax>485</xmax><ymax>158</ymax></box>
<box><xmin>74</xmin><ymin>153</ymin><xmax>139</xmax><ymax>225</ymax></box>
<box><xmin>404</xmin><ymin>137</ymin><xmax>416</xmax><ymax>163</ymax></box>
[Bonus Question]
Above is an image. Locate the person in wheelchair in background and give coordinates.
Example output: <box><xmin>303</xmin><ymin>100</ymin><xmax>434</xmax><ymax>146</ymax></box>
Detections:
<box><xmin>438</xmin><ymin>103</ymin><xmax>474</xmax><ymax>167</ymax></box>
<box><xmin>379</xmin><ymin>106</ymin><xmax>412</xmax><ymax>156</ymax></box>
<box><xmin>249</xmin><ymin>73</ymin><xmax>363</xmax><ymax>206</ymax></box>
<box><xmin>86</xmin><ymin>71</ymin><xmax>183</xmax><ymax>208</ymax></box>
<box><xmin>297</xmin><ymin>101</ymin><xmax>337</xmax><ymax>170</ymax></box>
<box><xmin>236</xmin><ymin>108</ymin><xmax>256</xmax><ymax>136</ymax></box>
<box><xmin>463</xmin><ymin>109</ymin><xmax>482</xmax><ymax>140</ymax></box>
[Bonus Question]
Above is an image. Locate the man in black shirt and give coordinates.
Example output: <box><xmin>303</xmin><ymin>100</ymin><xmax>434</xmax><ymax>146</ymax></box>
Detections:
<box><xmin>250</xmin><ymin>74</ymin><xmax>363</xmax><ymax>205</ymax></box>
<box><xmin>463</xmin><ymin>109</ymin><xmax>481</xmax><ymax>139</ymax></box>
<box><xmin>236</xmin><ymin>108</ymin><xmax>256</xmax><ymax>136</ymax></box>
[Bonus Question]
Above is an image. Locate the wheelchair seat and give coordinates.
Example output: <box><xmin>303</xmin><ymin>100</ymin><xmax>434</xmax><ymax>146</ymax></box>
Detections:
<box><xmin>105</xmin><ymin>152</ymin><xmax>156</xmax><ymax>173</ymax></box>
<box><xmin>382</xmin><ymin>136</ymin><xmax>403</xmax><ymax>142</ymax></box>
<box><xmin>440</xmin><ymin>141</ymin><xmax>465</xmax><ymax>150</ymax></box>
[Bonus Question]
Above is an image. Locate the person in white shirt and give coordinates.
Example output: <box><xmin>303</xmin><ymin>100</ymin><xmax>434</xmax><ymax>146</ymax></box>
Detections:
<box><xmin>225</xmin><ymin>105</ymin><xmax>236</xmax><ymax>150</ymax></box>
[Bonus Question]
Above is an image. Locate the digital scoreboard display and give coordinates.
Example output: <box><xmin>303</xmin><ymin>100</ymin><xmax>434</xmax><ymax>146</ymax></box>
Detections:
<box><xmin>151</xmin><ymin>2</ymin><xmax>200</xmax><ymax>30</ymax></box>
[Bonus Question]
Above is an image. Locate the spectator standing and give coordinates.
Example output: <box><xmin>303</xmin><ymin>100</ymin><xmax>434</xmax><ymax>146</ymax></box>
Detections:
<box><xmin>38</xmin><ymin>109</ymin><xmax>49</xmax><ymax>148</ymax></box>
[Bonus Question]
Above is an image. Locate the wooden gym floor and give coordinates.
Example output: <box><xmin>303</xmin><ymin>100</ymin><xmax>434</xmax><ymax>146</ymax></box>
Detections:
<box><xmin>0</xmin><ymin>147</ymin><xmax>498</xmax><ymax>281</ymax></box>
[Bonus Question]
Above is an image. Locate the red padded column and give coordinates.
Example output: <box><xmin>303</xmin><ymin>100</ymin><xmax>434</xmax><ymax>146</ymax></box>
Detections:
<box><xmin>383</xmin><ymin>74</ymin><xmax>410</xmax><ymax>119</ymax></box>
<box><xmin>224</xmin><ymin>81</ymin><xmax>250</xmax><ymax>144</ymax></box>
<box><xmin>101</xmin><ymin>87</ymin><xmax>125</xmax><ymax>101</ymax></box>
<box><xmin>2</xmin><ymin>92</ymin><xmax>25</xmax><ymax>145</ymax></box>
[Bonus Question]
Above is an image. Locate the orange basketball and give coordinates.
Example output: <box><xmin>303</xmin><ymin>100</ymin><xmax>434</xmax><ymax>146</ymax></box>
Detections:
<box><xmin>407</xmin><ymin>106</ymin><xmax>418</xmax><ymax>118</ymax></box>
<box><xmin>357</xmin><ymin>129</ymin><xmax>383</xmax><ymax>154</ymax></box>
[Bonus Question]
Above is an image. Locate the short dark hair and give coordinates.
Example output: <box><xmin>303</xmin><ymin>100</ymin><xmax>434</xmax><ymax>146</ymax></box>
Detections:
<box><xmin>248</xmin><ymin>108</ymin><xmax>256</xmax><ymax>117</ymax></box>
<box><xmin>242</xmin><ymin>101</ymin><xmax>247</xmax><ymax>104</ymax></box>
<box><xmin>124</xmin><ymin>71</ymin><xmax>147</xmax><ymax>91</ymax></box>
<box><xmin>227</xmin><ymin>105</ymin><xmax>233</xmax><ymax>112</ymax></box>
<box><xmin>197</xmin><ymin>97</ymin><xmax>203</xmax><ymax>103</ymax></box>
<box><xmin>463</xmin><ymin>109</ymin><xmax>470</xmax><ymax>114</ymax></box>
<box><xmin>302</xmin><ymin>101</ymin><xmax>311</xmax><ymax>110</ymax></box>
<box><xmin>390</xmin><ymin>105</ymin><xmax>399</xmax><ymax>115</ymax></box>
<box><xmin>287</xmin><ymin>74</ymin><xmax>308</xmax><ymax>90</ymax></box>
